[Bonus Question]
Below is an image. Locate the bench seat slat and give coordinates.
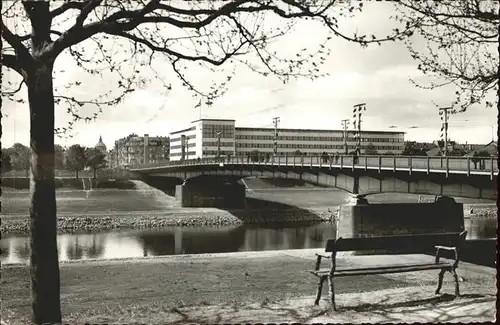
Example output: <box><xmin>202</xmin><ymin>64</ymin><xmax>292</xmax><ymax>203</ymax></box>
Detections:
<box><xmin>311</xmin><ymin>262</ymin><xmax>452</xmax><ymax>277</ymax></box>
<box><xmin>313</xmin><ymin>260</ymin><xmax>452</xmax><ymax>273</ymax></box>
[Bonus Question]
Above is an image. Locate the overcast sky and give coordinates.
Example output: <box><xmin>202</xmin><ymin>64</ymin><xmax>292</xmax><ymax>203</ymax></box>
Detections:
<box><xmin>2</xmin><ymin>1</ymin><xmax>497</xmax><ymax>150</ymax></box>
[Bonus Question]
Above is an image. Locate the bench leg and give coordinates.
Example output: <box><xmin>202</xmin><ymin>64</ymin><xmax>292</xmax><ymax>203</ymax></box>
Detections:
<box><xmin>314</xmin><ymin>276</ymin><xmax>326</xmax><ymax>305</ymax></box>
<box><xmin>451</xmin><ymin>268</ymin><xmax>460</xmax><ymax>297</ymax></box>
<box><xmin>435</xmin><ymin>269</ymin><xmax>446</xmax><ymax>294</ymax></box>
<box><xmin>328</xmin><ymin>275</ymin><xmax>336</xmax><ymax>311</ymax></box>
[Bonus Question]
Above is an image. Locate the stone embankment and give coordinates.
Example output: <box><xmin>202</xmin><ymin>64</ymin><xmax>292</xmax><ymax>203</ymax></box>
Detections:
<box><xmin>1</xmin><ymin>209</ymin><xmax>336</xmax><ymax>235</ymax></box>
<box><xmin>464</xmin><ymin>204</ymin><xmax>497</xmax><ymax>218</ymax></box>
<box><xmin>2</xmin><ymin>202</ymin><xmax>493</xmax><ymax>236</ymax></box>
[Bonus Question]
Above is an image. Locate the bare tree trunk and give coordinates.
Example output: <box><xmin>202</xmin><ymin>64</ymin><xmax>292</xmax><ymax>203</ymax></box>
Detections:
<box><xmin>27</xmin><ymin>61</ymin><xmax>62</xmax><ymax>324</ymax></box>
<box><xmin>76</xmin><ymin>169</ymin><xmax>79</xmax><ymax>179</ymax></box>
<box><xmin>94</xmin><ymin>168</ymin><xmax>97</xmax><ymax>179</ymax></box>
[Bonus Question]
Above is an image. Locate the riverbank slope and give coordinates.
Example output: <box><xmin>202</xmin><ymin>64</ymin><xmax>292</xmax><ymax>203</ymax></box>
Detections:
<box><xmin>1</xmin><ymin>179</ymin><xmax>495</xmax><ymax>235</ymax></box>
<box><xmin>1</xmin><ymin>249</ymin><xmax>495</xmax><ymax>324</ymax></box>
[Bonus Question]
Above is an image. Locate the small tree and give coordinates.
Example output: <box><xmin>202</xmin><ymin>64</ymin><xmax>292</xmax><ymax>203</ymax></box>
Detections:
<box><xmin>402</xmin><ymin>142</ymin><xmax>428</xmax><ymax>156</ymax></box>
<box><xmin>85</xmin><ymin>148</ymin><xmax>107</xmax><ymax>179</ymax></box>
<box><xmin>65</xmin><ymin>145</ymin><xmax>87</xmax><ymax>178</ymax></box>
<box><xmin>449</xmin><ymin>148</ymin><xmax>466</xmax><ymax>157</ymax></box>
<box><xmin>250</xmin><ymin>150</ymin><xmax>260</xmax><ymax>162</ymax></box>
<box><xmin>321</xmin><ymin>151</ymin><xmax>329</xmax><ymax>163</ymax></box>
<box><xmin>10</xmin><ymin>143</ymin><xmax>31</xmax><ymax>177</ymax></box>
<box><xmin>364</xmin><ymin>142</ymin><xmax>378</xmax><ymax>155</ymax></box>
<box><xmin>471</xmin><ymin>150</ymin><xmax>491</xmax><ymax>170</ymax></box>
<box><xmin>54</xmin><ymin>144</ymin><xmax>66</xmax><ymax>170</ymax></box>
<box><xmin>1</xmin><ymin>150</ymin><xmax>13</xmax><ymax>173</ymax></box>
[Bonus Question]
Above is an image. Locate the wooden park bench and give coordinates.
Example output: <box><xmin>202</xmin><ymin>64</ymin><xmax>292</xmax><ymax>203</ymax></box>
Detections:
<box><xmin>310</xmin><ymin>231</ymin><xmax>468</xmax><ymax>310</ymax></box>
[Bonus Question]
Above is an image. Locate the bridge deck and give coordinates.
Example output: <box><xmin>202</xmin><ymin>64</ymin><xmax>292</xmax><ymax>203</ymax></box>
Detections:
<box><xmin>131</xmin><ymin>155</ymin><xmax>498</xmax><ymax>179</ymax></box>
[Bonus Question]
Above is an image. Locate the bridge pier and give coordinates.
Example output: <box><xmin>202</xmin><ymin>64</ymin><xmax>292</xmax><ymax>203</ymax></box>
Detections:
<box><xmin>338</xmin><ymin>196</ymin><xmax>465</xmax><ymax>239</ymax></box>
<box><xmin>175</xmin><ymin>180</ymin><xmax>246</xmax><ymax>208</ymax></box>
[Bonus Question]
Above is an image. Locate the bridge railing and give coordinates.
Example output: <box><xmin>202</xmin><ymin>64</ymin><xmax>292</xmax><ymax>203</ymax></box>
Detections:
<box><xmin>131</xmin><ymin>154</ymin><xmax>498</xmax><ymax>178</ymax></box>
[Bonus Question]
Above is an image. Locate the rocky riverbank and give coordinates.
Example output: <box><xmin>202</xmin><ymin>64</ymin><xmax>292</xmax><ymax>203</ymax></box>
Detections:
<box><xmin>1</xmin><ymin>202</ymin><xmax>495</xmax><ymax>236</ymax></box>
<box><xmin>1</xmin><ymin>208</ymin><xmax>335</xmax><ymax>235</ymax></box>
<box><xmin>463</xmin><ymin>204</ymin><xmax>497</xmax><ymax>219</ymax></box>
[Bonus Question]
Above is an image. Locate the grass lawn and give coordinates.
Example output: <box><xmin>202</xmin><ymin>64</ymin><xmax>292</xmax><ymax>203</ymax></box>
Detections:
<box><xmin>0</xmin><ymin>188</ymin><xmax>177</xmax><ymax>215</ymax></box>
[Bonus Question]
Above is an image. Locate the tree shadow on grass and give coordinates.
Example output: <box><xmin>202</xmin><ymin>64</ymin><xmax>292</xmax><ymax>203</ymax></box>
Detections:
<box><xmin>169</xmin><ymin>293</ymin><xmax>494</xmax><ymax>324</ymax></box>
<box><xmin>339</xmin><ymin>293</ymin><xmax>487</xmax><ymax>313</ymax></box>
<box><xmin>327</xmin><ymin>293</ymin><xmax>495</xmax><ymax>323</ymax></box>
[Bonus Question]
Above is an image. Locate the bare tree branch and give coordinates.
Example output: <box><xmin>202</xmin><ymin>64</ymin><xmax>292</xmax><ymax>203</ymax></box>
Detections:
<box><xmin>18</xmin><ymin>30</ymin><xmax>63</xmax><ymax>41</ymax></box>
<box><xmin>22</xmin><ymin>1</ymin><xmax>54</xmax><ymax>52</ymax></box>
<box><xmin>395</xmin><ymin>0</ymin><xmax>499</xmax><ymax>111</ymax></box>
<box><xmin>1</xmin><ymin>79</ymin><xmax>25</xmax><ymax>95</ymax></box>
<box><xmin>107</xmin><ymin>30</ymin><xmax>249</xmax><ymax>66</ymax></box>
<box><xmin>48</xmin><ymin>0</ymin><xmax>159</xmax><ymax>56</ymax></box>
<box><xmin>1</xmin><ymin>54</ymin><xmax>25</xmax><ymax>75</ymax></box>
<box><xmin>49</xmin><ymin>0</ymin><xmax>413</xmax><ymax>58</ymax></box>
<box><xmin>49</xmin><ymin>1</ymin><xmax>86</xmax><ymax>18</ymax></box>
<box><xmin>1</xmin><ymin>18</ymin><xmax>32</xmax><ymax>62</ymax></box>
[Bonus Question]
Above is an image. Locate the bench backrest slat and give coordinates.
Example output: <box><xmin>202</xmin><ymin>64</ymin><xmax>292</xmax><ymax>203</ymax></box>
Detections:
<box><xmin>325</xmin><ymin>231</ymin><xmax>467</xmax><ymax>253</ymax></box>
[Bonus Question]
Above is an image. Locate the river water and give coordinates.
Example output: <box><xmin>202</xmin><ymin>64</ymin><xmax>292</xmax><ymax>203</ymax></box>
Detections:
<box><xmin>1</xmin><ymin>181</ymin><xmax>496</xmax><ymax>266</ymax></box>
<box><xmin>1</xmin><ymin>217</ymin><xmax>495</xmax><ymax>265</ymax></box>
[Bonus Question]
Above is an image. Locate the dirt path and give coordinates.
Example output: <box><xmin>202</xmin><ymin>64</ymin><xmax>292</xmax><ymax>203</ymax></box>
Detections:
<box><xmin>2</xmin><ymin>249</ymin><xmax>495</xmax><ymax>324</ymax></box>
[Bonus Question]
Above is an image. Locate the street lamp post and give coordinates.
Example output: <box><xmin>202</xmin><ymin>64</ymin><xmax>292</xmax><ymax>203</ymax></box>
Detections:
<box><xmin>216</xmin><ymin>131</ymin><xmax>222</xmax><ymax>158</ymax></box>
<box><xmin>273</xmin><ymin>117</ymin><xmax>280</xmax><ymax>156</ymax></box>
<box><xmin>439</xmin><ymin>106</ymin><xmax>453</xmax><ymax>157</ymax></box>
<box><xmin>341</xmin><ymin>119</ymin><xmax>350</xmax><ymax>154</ymax></box>
<box><xmin>353</xmin><ymin>103</ymin><xmax>366</xmax><ymax>155</ymax></box>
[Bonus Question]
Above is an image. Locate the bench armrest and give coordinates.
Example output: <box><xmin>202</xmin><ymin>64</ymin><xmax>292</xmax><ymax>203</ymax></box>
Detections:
<box><xmin>435</xmin><ymin>246</ymin><xmax>459</xmax><ymax>268</ymax></box>
<box><xmin>314</xmin><ymin>253</ymin><xmax>330</xmax><ymax>271</ymax></box>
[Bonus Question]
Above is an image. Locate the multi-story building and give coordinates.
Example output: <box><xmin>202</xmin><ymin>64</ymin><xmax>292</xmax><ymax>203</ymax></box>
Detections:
<box><xmin>169</xmin><ymin>119</ymin><xmax>405</xmax><ymax>161</ymax></box>
<box><xmin>108</xmin><ymin>148</ymin><xmax>118</xmax><ymax>168</ymax></box>
<box><xmin>112</xmin><ymin>133</ymin><xmax>169</xmax><ymax>167</ymax></box>
<box><xmin>169</xmin><ymin>119</ymin><xmax>236</xmax><ymax>160</ymax></box>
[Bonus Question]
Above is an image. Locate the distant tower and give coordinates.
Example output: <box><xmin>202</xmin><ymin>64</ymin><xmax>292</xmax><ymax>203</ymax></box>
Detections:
<box><xmin>95</xmin><ymin>135</ymin><xmax>108</xmax><ymax>160</ymax></box>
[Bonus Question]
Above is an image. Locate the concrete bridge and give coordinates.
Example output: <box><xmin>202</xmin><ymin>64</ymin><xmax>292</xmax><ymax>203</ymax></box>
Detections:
<box><xmin>131</xmin><ymin>155</ymin><xmax>498</xmax><ymax>206</ymax></box>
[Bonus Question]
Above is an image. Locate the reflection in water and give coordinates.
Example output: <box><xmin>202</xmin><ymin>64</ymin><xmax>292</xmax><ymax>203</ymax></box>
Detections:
<box><xmin>0</xmin><ymin>242</ymin><xmax>9</xmax><ymax>259</ymax></box>
<box><xmin>135</xmin><ymin>223</ymin><xmax>336</xmax><ymax>256</ymax></box>
<box><xmin>14</xmin><ymin>239</ymin><xmax>30</xmax><ymax>260</ymax></box>
<box><xmin>464</xmin><ymin>218</ymin><xmax>497</xmax><ymax>239</ymax></box>
<box><xmin>0</xmin><ymin>218</ymin><xmax>494</xmax><ymax>265</ymax></box>
<box><xmin>1</xmin><ymin>223</ymin><xmax>336</xmax><ymax>264</ymax></box>
<box><xmin>84</xmin><ymin>236</ymin><xmax>106</xmax><ymax>259</ymax></box>
<box><xmin>67</xmin><ymin>237</ymin><xmax>84</xmax><ymax>260</ymax></box>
